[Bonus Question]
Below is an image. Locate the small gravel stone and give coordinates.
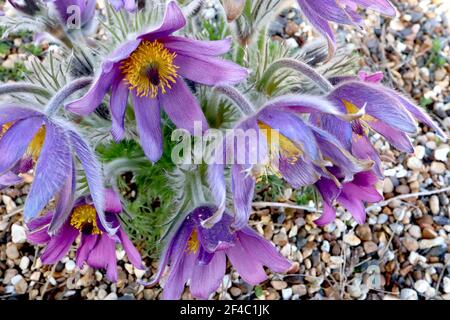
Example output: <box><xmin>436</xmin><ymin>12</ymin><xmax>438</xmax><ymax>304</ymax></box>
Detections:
<box><xmin>65</xmin><ymin>260</ymin><xmax>76</xmax><ymax>272</ymax></box>
<box><xmin>343</xmin><ymin>232</ymin><xmax>361</xmax><ymax>246</ymax></box>
<box><xmin>400</xmin><ymin>288</ymin><xmax>418</xmax><ymax>300</ymax></box>
<box><xmin>282</xmin><ymin>288</ymin><xmax>293</xmax><ymax>300</ymax></box>
<box><xmin>419</xmin><ymin>237</ymin><xmax>445</xmax><ymax>249</ymax></box>
<box><xmin>430</xmin><ymin>161</ymin><xmax>446</xmax><ymax>174</ymax></box>
<box><xmin>383</xmin><ymin>178</ymin><xmax>394</xmax><ymax>193</ymax></box>
<box><xmin>429</xmin><ymin>195</ymin><xmax>440</xmax><ymax>215</ymax></box>
<box><xmin>443</xmin><ymin>277</ymin><xmax>450</xmax><ymax>294</ymax></box>
<box><xmin>408</xmin><ymin>225</ymin><xmax>422</xmax><ymax>239</ymax></box>
<box><xmin>292</xmin><ymin>284</ymin><xmax>307</xmax><ymax>296</ymax></box>
<box><xmin>6</xmin><ymin>243</ymin><xmax>19</xmax><ymax>260</ymax></box>
<box><xmin>414</xmin><ymin>280</ymin><xmax>430</xmax><ymax>294</ymax></box>
<box><xmin>271</xmin><ymin>280</ymin><xmax>288</xmax><ymax>290</ymax></box>
<box><xmin>14</xmin><ymin>278</ymin><xmax>28</xmax><ymax>295</ymax></box>
<box><xmin>363</xmin><ymin>241</ymin><xmax>378</xmax><ymax>254</ymax></box>
<box><xmin>19</xmin><ymin>256</ymin><xmax>30</xmax><ymax>271</ymax></box>
<box><xmin>356</xmin><ymin>225</ymin><xmax>372</xmax><ymax>241</ymax></box>
<box><xmin>407</xmin><ymin>157</ymin><xmax>423</xmax><ymax>170</ymax></box>
<box><xmin>403</xmin><ymin>236</ymin><xmax>419</xmax><ymax>252</ymax></box>
<box><xmin>11</xmin><ymin>224</ymin><xmax>27</xmax><ymax>244</ymax></box>
<box><xmin>377</xmin><ymin>214</ymin><xmax>389</xmax><ymax>224</ymax></box>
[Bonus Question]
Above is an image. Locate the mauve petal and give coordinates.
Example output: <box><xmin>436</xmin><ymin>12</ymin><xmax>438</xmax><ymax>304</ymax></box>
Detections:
<box><xmin>189</xmin><ymin>251</ymin><xmax>226</xmax><ymax>300</ymax></box>
<box><xmin>279</xmin><ymin>157</ymin><xmax>320</xmax><ymax>188</ymax></box>
<box><xmin>386</xmin><ymin>89</ymin><xmax>447</xmax><ymax>140</ymax></box>
<box><xmin>65</xmin><ymin>67</ymin><xmax>121</xmax><ymax>116</ymax></box>
<box><xmin>310</xmin><ymin>113</ymin><xmax>353</xmax><ymax>151</ymax></box>
<box><xmin>40</xmin><ymin>223</ymin><xmax>78</xmax><ymax>264</ymax></box>
<box><xmin>314</xmin><ymin>201</ymin><xmax>337</xmax><ymax>226</ymax></box>
<box><xmin>261</xmin><ymin>95</ymin><xmax>342</xmax><ymax>116</ymax></box>
<box><xmin>175</xmin><ymin>53</ymin><xmax>248</xmax><ymax>86</ymax></box>
<box><xmin>231</xmin><ymin>164</ymin><xmax>255</xmax><ymax>229</ymax></box>
<box><xmin>104</xmin><ymin>188</ymin><xmax>122</xmax><ymax>214</ymax></box>
<box><xmin>132</xmin><ymin>93</ymin><xmax>163</xmax><ymax>162</ymax></box>
<box><xmin>0</xmin><ymin>105</ymin><xmax>42</xmax><ymax>127</ymax></box>
<box><xmin>226</xmin><ymin>240</ymin><xmax>268</xmax><ymax>285</ymax></box>
<box><xmin>87</xmin><ymin>234</ymin><xmax>118</xmax><ymax>281</ymax></box>
<box><xmin>159</xmin><ymin>79</ymin><xmax>208</xmax><ymax>134</ymax></box>
<box><xmin>69</xmin><ymin>130</ymin><xmax>115</xmax><ymax>235</ymax></box>
<box><xmin>337</xmin><ymin>191</ymin><xmax>367</xmax><ymax>224</ymax></box>
<box><xmin>258</xmin><ymin>110</ymin><xmax>320</xmax><ymax>162</ymax></box>
<box><xmin>27</xmin><ymin>227</ymin><xmax>52</xmax><ymax>244</ymax></box>
<box><xmin>296</xmin><ymin>0</ymin><xmax>336</xmax><ymax>55</ymax></box>
<box><xmin>163</xmin><ymin>251</ymin><xmax>196</xmax><ymax>300</ymax></box>
<box><xmin>358</xmin><ymin>71</ymin><xmax>384</xmax><ymax>83</ymax></box>
<box><xmin>0</xmin><ymin>117</ymin><xmax>42</xmax><ymax>175</ymax></box>
<box><xmin>103</xmin><ymin>40</ymin><xmax>141</xmax><ymax>73</ymax></box>
<box><xmin>138</xmin><ymin>1</ymin><xmax>186</xmax><ymax>41</ymax></box>
<box><xmin>0</xmin><ymin>171</ymin><xmax>23</xmax><ymax>189</ymax></box>
<box><xmin>206</xmin><ymin>164</ymin><xmax>227</xmax><ymax>224</ymax></box>
<box><xmin>368</xmin><ymin>120</ymin><xmax>414</xmax><ymax>153</ymax></box>
<box><xmin>27</xmin><ymin>211</ymin><xmax>53</xmax><ymax>231</ymax></box>
<box><xmin>24</xmin><ymin>121</ymin><xmax>72</xmax><ymax>222</ymax></box>
<box><xmin>76</xmin><ymin>234</ymin><xmax>98</xmax><ymax>268</ymax></box>
<box><xmin>163</xmin><ymin>36</ymin><xmax>232</xmax><ymax>56</ymax></box>
<box><xmin>352</xmin><ymin>0</ymin><xmax>396</xmax><ymax>16</ymax></box>
<box><xmin>311</xmin><ymin>125</ymin><xmax>373</xmax><ymax>181</ymax></box>
<box><xmin>330</xmin><ymin>81</ymin><xmax>417</xmax><ymax>133</ymax></box>
<box><xmin>109</xmin><ymin>0</ymin><xmax>124</xmax><ymax>11</ymax></box>
<box><xmin>110</xmin><ymin>78</ymin><xmax>129</xmax><ymax>141</ymax></box>
<box><xmin>124</xmin><ymin>0</ymin><xmax>137</xmax><ymax>12</ymax></box>
<box><xmin>148</xmin><ymin>222</ymin><xmax>193</xmax><ymax>286</ymax></box>
<box><xmin>239</xmin><ymin>227</ymin><xmax>292</xmax><ymax>273</ymax></box>
<box><xmin>351</xmin><ymin>133</ymin><xmax>383</xmax><ymax>178</ymax></box>
<box><xmin>117</xmin><ymin>228</ymin><xmax>143</xmax><ymax>269</ymax></box>
<box><xmin>48</xmin><ymin>159</ymin><xmax>76</xmax><ymax>234</ymax></box>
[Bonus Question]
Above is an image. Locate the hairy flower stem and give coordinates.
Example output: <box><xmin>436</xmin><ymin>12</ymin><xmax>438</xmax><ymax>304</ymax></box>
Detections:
<box><xmin>214</xmin><ymin>85</ymin><xmax>255</xmax><ymax>116</ymax></box>
<box><xmin>261</xmin><ymin>58</ymin><xmax>334</xmax><ymax>93</ymax></box>
<box><xmin>45</xmin><ymin>77</ymin><xmax>93</xmax><ymax>116</ymax></box>
<box><xmin>0</xmin><ymin>83</ymin><xmax>51</xmax><ymax>98</ymax></box>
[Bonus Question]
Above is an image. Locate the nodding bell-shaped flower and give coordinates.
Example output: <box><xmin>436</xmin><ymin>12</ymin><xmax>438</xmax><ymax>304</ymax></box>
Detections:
<box><xmin>0</xmin><ymin>104</ymin><xmax>115</xmax><ymax>235</ymax></box>
<box><xmin>148</xmin><ymin>205</ymin><xmax>291</xmax><ymax>300</ymax></box>
<box><xmin>27</xmin><ymin>189</ymin><xmax>144</xmax><ymax>282</ymax></box>
<box><xmin>46</xmin><ymin>0</ymin><xmax>97</xmax><ymax>30</ymax></box>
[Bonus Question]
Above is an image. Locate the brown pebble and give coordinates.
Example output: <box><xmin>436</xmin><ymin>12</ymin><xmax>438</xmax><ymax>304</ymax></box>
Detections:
<box><xmin>356</xmin><ymin>225</ymin><xmax>373</xmax><ymax>241</ymax></box>
<box><xmin>363</xmin><ymin>241</ymin><xmax>378</xmax><ymax>254</ymax></box>
<box><xmin>422</xmin><ymin>227</ymin><xmax>438</xmax><ymax>239</ymax></box>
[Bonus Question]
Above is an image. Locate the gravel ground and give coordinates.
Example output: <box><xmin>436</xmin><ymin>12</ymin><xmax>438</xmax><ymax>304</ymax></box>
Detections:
<box><xmin>0</xmin><ymin>0</ymin><xmax>449</xmax><ymax>300</ymax></box>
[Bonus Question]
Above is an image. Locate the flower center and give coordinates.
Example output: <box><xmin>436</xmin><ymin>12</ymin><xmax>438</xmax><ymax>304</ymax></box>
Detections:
<box><xmin>253</xmin><ymin>121</ymin><xmax>303</xmax><ymax>181</ymax></box>
<box><xmin>186</xmin><ymin>229</ymin><xmax>200</xmax><ymax>254</ymax></box>
<box><xmin>70</xmin><ymin>204</ymin><xmax>101</xmax><ymax>235</ymax></box>
<box><xmin>27</xmin><ymin>126</ymin><xmax>46</xmax><ymax>161</ymax></box>
<box><xmin>120</xmin><ymin>41</ymin><xmax>179</xmax><ymax>98</ymax></box>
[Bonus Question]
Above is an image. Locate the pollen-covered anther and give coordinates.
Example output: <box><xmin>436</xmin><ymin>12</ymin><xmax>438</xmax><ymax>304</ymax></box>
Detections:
<box><xmin>70</xmin><ymin>204</ymin><xmax>102</xmax><ymax>235</ymax></box>
<box><xmin>27</xmin><ymin>126</ymin><xmax>46</xmax><ymax>161</ymax></box>
<box><xmin>186</xmin><ymin>229</ymin><xmax>200</xmax><ymax>254</ymax></box>
<box><xmin>120</xmin><ymin>41</ymin><xmax>179</xmax><ymax>98</ymax></box>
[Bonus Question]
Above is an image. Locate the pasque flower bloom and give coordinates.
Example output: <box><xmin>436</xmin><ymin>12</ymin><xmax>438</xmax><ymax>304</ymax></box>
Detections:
<box><xmin>148</xmin><ymin>206</ymin><xmax>291</xmax><ymax>300</ymax></box>
<box><xmin>310</xmin><ymin>71</ymin><xmax>447</xmax><ymax>177</ymax></box>
<box><xmin>297</xmin><ymin>0</ymin><xmax>396</xmax><ymax>55</ymax></box>
<box><xmin>207</xmin><ymin>93</ymin><xmax>371</xmax><ymax>229</ymax></box>
<box><xmin>66</xmin><ymin>1</ymin><xmax>248</xmax><ymax>162</ymax></box>
<box><xmin>314</xmin><ymin>169</ymin><xmax>383</xmax><ymax>226</ymax></box>
<box><xmin>27</xmin><ymin>189</ymin><xmax>143</xmax><ymax>281</ymax></box>
<box><xmin>0</xmin><ymin>105</ymin><xmax>113</xmax><ymax>234</ymax></box>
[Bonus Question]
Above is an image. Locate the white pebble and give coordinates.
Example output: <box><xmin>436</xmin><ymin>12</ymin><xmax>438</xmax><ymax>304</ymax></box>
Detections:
<box><xmin>11</xmin><ymin>224</ymin><xmax>27</xmax><ymax>244</ymax></box>
<box><xmin>400</xmin><ymin>288</ymin><xmax>418</xmax><ymax>300</ymax></box>
<box><xmin>282</xmin><ymin>288</ymin><xmax>293</xmax><ymax>300</ymax></box>
<box><xmin>11</xmin><ymin>275</ymin><xmax>23</xmax><ymax>286</ymax></box>
<box><xmin>19</xmin><ymin>256</ymin><xmax>30</xmax><ymax>271</ymax></box>
<box><xmin>414</xmin><ymin>280</ymin><xmax>430</xmax><ymax>294</ymax></box>
<box><xmin>443</xmin><ymin>277</ymin><xmax>450</xmax><ymax>294</ymax></box>
<box><xmin>65</xmin><ymin>260</ymin><xmax>76</xmax><ymax>272</ymax></box>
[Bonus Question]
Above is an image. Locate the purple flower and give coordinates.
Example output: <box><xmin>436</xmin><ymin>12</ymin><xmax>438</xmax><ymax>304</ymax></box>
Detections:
<box><xmin>314</xmin><ymin>169</ymin><xmax>383</xmax><ymax>226</ymax></box>
<box><xmin>207</xmin><ymin>94</ymin><xmax>370</xmax><ymax>228</ymax></box>
<box><xmin>297</xmin><ymin>0</ymin><xmax>396</xmax><ymax>55</ymax></box>
<box><xmin>310</xmin><ymin>71</ymin><xmax>447</xmax><ymax>177</ymax></box>
<box><xmin>66</xmin><ymin>1</ymin><xmax>248</xmax><ymax>162</ymax></box>
<box><xmin>148</xmin><ymin>206</ymin><xmax>291</xmax><ymax>300</ymax></box>
<box><xmin>0</xmin><ymin>105</ymin><xmax>114</xmax><ymax>234</ymax></box>
<box><xmin>27</xmin><ymin>189</ymin><xmax>143</xmax><ymax>282</ymax></box>
<box><xmin>109</xmin><ymin>0</ymin><xmax>136</xmax><ymax>12</ymax></box>
<box><xmin>47</xmin><ymin>0</ymin><xmax>97</xmax><ymax>29</ymax></box>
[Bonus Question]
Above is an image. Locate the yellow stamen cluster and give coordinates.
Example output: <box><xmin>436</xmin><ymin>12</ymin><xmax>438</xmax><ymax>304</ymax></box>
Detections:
<box><xmin>186</xmin><ymin>229</ymin><xmax>200</xmax><ymax>254</ymax></box>
<box><xmin>70</xmin><ymin>204</ymin><xmax>101</xmax><ymax>235</ymax></box>
<box><xmin>120</xmin><ymin>41</ymin><xmax>179</xmax><ymax>98</ymax></box>
<box><xmin>27</xmin><ymin>127</ymin><xmax>46</xmax><ymax>161</ymax></box>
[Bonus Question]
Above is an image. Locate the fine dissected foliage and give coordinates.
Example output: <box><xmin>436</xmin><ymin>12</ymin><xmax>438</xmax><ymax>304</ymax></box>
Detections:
<box><xmin>0</xmin><ymin>0</ymin><xmax>446</xmax><ymax>300</ymax></box>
